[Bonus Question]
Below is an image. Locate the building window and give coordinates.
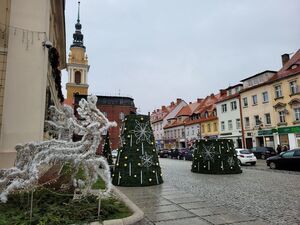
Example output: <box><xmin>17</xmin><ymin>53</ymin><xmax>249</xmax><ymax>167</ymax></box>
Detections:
<box><xmin>294</xmin><ymin>108</ymin><xmax>300</xmax><ymax>121</ymax></box>
<box><xmin>254</xmin><ymin>115</ymin><xmax>260</xmax><ymax>126</ymax></box>
<box><xmin>279</xmin><ymin>111</ymin><xmax>286</xmax><ymax>123</ymax></box>
<box><xmin>214</xmin><ymin>122</ymin><xmax>217</xmax><ymax>131</ymax></box>
<box><xmin>204</xmin><ymin>111</ymin><xmax>209</xmax><ymax>118</ymax></box>
<box><xmin>221</xmin><ymin>121</ymin><xmax>225</xmax><ymax>131</ymax></box>
<box><xmin>262</xmin><ymin>91</ymin><xmax>269</xmax><ymax>103</ymax></box>
<box><xmin>228</xmin><ymin>89</ymin><xmax>232</xmax><ymax>95</ymax></box>
<box><xmin>228</xmin><ymin>120</ymin><xmax>233</xmax><ymax>130</ymax></box>
<box><xmin>265</xmin><ymin>113</ymin><xmax>271</xmax><ymax>125</ymax></box>
<box><xmin>290</xmin><ymin>81</ymin><xmax>298</xmax><ymax>95</ymax></box>
<box><xmin>231</xmin><ymin>101</ymin><xmax>237</xmax><ymax>110</ymax></box>
<box><xmin>202</xmin><ymin>125</ymin><xmax>205</xmax><ymax>133</ymax></box>
<box><xmin>275</xmin><ymin>85</ymin><xmax>282</xmax><ymax>98</ymax></box>
<box><xmin>207</xmin><ymin>124</ymin><xmax>211</xmax><ymax>132</ymax></box>
<box><xmin>243</xmin><ymin>97</ymin><xmax>248</xmax><ymax>107</ymax></box>
<box><xmin>119</xmin><ymin>112</ymin><xmax>125</xmax><ymax>120</ymax></box>
<box><xmin>221</xmin><ymin>104</ymin><xmax>227</xmax><ymax>113</ymax></box>
<box><xmin>252</xmin><ymin>95</ymin><xmax>258</xmax><ymax>105</ymax></box>
<box><xmin>245</xmin><ymin>117</ymin><xmax>250</xmax><ymax>127</ymax></box>
<box><xmin>75</xmin><ymin>71</ymin><xmax>81</xmax><ymax>84</ymax></box>
<box><xmin>236</xmin><ymin>119</ymin><xmax>241</xmax><ymax>129</ymax></box>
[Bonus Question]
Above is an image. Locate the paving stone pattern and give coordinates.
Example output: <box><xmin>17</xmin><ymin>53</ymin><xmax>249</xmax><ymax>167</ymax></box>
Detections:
<box><xmin>119</xmin><ymin>159</ymin><xmax>300</xmax><ymax>225</ymax></box>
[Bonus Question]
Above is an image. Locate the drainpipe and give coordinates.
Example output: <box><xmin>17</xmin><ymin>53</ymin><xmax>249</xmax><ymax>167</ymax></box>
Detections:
<box><xmin>238</xmin><ymin>95</ymin><xmax>246</xmax><ymax>148</ymax></box>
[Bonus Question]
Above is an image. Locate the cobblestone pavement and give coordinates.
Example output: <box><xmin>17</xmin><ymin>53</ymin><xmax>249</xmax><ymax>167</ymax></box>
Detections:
<box><xmin>119</xmin><ymin>158</ymin><xmax>300</xmax><ymax>225</ymax></box>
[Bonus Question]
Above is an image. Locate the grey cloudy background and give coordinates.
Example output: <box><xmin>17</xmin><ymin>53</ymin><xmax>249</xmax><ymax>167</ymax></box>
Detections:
<box><xmin>62</xmin><ymin>0</ymin><xmax>300</xmax><ymax>114</ymax></box>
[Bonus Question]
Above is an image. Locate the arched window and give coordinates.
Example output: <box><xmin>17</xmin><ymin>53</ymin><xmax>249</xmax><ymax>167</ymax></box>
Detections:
<box><xmin>75</xmin><ymin>71</ymin><xmax>81</xmax><ymax>84</ymax></box>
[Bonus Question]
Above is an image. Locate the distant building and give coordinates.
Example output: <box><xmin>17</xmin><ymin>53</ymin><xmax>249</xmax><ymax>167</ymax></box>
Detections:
<box><xmin>240</xmin><ymin>70</ymin><xmax>277</xmax><ymax>149</ymax></box>
<box><xmin>74</xmin><ymin>94</ymin><xmax>136</xmax><ymax>150</ymax></box>
<box><xmin>150</xmin><ymin>99</ymin><xmax>187</xmax><ymax>149</ymax></box>
<box><xmin>216</xmin><ymin>84</ymin><xmax>243</xmax><ymax>148</ymax></box>
<box><xmin>0</xmin><ymin>0</ymin><xmax>66</xmax><ymax>168</ymax></box>
<box><xmin>269</xmin><ymin>51</ymin><xmax>300</xmax><ymax>149</ymax></box>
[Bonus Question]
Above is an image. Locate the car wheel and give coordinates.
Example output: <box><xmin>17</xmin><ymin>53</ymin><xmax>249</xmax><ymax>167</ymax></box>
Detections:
<box><xmin>251</xmin><ymin>162</ymin><xmax>256</xmax><ymax>166</ymax></box>
<box><xmin>238</xmin><ymin>159</ymin><xmax>242</xmax><ymax>166</ymax></box>
<box><xmin>261</xmin><ymin>155</ymin><xmax>265</xmax><ymax>160</ymax></box>
<box><xmin>269</xmin><ymin>162</ymin><xmax>277</xmax><ymax>169</ymax></box>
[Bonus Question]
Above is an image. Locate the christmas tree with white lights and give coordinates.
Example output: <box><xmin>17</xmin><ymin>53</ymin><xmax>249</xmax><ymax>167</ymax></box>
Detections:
<box><xmin>112</xmin><ymin>114</ymin><xmax>163</xmax><ymax>186</ymax></box>
<box><xmin>191</xmin><ymin>139</ymin><xmax>242</xmax><ymax>174</ymax></box>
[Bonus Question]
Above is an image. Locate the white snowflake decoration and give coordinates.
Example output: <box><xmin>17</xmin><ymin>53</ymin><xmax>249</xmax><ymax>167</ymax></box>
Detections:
<box><xmin>0</xmin><ymin>95</ymin><xmax>116</xmax><ymax>203</ymax></box>
<box><xmin>202</xmin><ymin>144</ymin><xmax>215</xmax><ymax>162</ymax></box>
<box><xmin>139</xmin><ymin>152</ymin><xmax>154</xmax><ymax>168</ymax></box>
<box><xmin>227</xmin><ymin>156</ymin><xmax>235</xmax><ymax>167</ymax></box>
<box><xmin>131</xmin><ymin>120</ymin><xmax>152</xmax><ymax>144</ymax></box>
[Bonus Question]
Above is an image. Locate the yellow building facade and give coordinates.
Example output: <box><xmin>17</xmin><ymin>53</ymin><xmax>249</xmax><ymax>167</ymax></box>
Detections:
<box><xmin>201</xmin><ymin>119</ymin><xmax>219</xmax><ymax>138</ymax></box>
<box><xmin>270</xmin><ymin>53</ymin><xmax>300</xmax><ymax>149</ymax></box>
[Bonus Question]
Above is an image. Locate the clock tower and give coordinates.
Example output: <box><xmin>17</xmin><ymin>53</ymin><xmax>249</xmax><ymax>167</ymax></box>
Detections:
<box><xmin>66</xmin><ymin>1</ymin><xmax>89</xmax><ymax>102</ymax></box>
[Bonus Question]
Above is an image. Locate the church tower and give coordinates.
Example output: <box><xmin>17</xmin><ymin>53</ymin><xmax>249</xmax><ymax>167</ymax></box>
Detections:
<box><xmin>66</xmin><ymin>1</ymin><xmax>89</xmax><ymax>101</ymax></box>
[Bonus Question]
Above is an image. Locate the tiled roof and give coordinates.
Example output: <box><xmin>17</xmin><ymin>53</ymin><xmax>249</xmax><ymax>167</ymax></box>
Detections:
<box><xmin>176</xmin><ymin>105</ymin><xmax>191</xmax><ymax>116</ymax></box>
<box><xmin>241</xmin><ymin>50</ymin><xmax>300</xmax><ymax>93</ymax></box>
<box><xmin>151</xmin><ymin>100</ymin><xmax>183</xmax><ymax>123</ymax></box>
<box><xmin>216</xmin><ymin>92</ymin><xmax>240</xmax><ymax>103</ymax></box>
<box><xmin>268</xmin><ymin>49</ymin><xmax>300</xmax><ymax>82</ymax></box>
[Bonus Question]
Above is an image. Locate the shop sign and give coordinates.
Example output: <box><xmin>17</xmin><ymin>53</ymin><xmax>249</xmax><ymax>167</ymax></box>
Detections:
<box><xmin>257</xmin><ymin>129</ymin><xmax>277</xmax><ymax>136</ymax></box>
<box><xmin>278</xmin><ymin>126</ymin><xmax>300</xmax><ymax>134</ymax></box>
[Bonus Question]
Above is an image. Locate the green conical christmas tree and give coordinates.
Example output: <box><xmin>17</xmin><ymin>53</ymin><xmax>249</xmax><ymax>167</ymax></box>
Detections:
<box><xmin>191</xmin><ymin>139</ymin><xmax>242</xmax><ymax>174</ymax></box>
<box><xmin>112</xmin><ymin>114</ymin><xmax>163</xmax><ymax>186</ymax></box>
<box><xmin>102</xmin><ymin>132</ymin><xmax>113</xmax><ymax>165</ymax></box>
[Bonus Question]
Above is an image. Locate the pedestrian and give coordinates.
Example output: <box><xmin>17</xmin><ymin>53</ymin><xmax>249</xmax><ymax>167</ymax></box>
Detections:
<box><xmin>276</xmin><ymin>144</ymin><xmax>282</xmax><ymax>154</ymax></box>
<box><xmin>282</xmin><ymin>145</ymin><xmax>288</xmax><ymax>152</ymax></box>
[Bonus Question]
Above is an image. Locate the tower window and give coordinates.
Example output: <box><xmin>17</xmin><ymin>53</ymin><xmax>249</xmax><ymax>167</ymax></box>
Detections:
<box><xmin>75</xmin><ymin>71</ymin><xmax>81</xmax><ymax>84</ymax></box>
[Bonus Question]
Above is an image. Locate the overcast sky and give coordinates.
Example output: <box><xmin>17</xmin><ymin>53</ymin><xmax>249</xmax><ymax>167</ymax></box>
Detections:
<box><xmin>62</xmin><ymin>0</ymin><xmax>300</xmax><ymax>114</ymax></box>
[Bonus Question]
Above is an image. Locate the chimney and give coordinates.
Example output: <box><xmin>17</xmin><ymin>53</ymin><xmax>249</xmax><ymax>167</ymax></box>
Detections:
<box><xmin>176</xmin><ymin>98</ymin><xmax>182</xmax><ymax>104</ymax></box>
<box><xmin>161</xmin><ymin>105</ymin><xmax>167</xmax><ymax>111</ymax></box>
<box><xmin>197</xmin><ymin>98</ymin><xmax>203</xmax><ymax>103</ymax></box>
<box><xmin>170</xmin><ymin>101</ymin><xmax>175</xmax><ymax>106</ymax></box>
<box><xmin>220</xmin><ymin>89</ymin><xmax>227</xmax><ymax>96</ymax></box>
<box><xmin>281</xmin><ymin>54</ymin><xmax>290</xmax><ymax>66</ymax></box>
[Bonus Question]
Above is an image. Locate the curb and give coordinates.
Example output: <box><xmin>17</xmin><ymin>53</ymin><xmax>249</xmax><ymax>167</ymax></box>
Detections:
<box><xmin>103</xmin><ymin>186</ymin><xmax>144</xmax><ymax>225</ymax></box>
<box><xmin>88</xmin><ymin>186</ymin><xmax>144</xmax><ymax>225</ymax></box>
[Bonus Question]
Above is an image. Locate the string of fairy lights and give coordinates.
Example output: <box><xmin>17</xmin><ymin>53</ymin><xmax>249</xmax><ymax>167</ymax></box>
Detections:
<box><xmin>0</xmin><ymin>22</ymin><xmax>47</xmax><ymax>51</ymax></box>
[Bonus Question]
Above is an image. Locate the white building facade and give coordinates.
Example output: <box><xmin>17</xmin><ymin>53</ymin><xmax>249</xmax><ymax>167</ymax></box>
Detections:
<box><xmin>216</xmin><ymin>85</ymin><xmax>243</xmax><ymax>148</ymax></box>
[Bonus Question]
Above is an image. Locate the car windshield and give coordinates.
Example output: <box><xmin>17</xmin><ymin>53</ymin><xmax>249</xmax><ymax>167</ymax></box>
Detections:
<box><xmin>240</xmin><ymin>150</ymin><xmax>251</xmax><ymax>154</ymax></box>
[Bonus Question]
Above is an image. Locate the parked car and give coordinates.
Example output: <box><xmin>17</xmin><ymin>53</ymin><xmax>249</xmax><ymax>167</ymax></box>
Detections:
<box><xmin>158</xmin><ymin>149</ymin><xmax>170</xmax><ymax>158</ymax></box>
<box><xmin>251</xmin><ymin>146</ymin><xmax>276</xmax><ymax>159</ymax></box>
<box><xmin>178</xmin><ymin>148</ymin><xmax>189</xmax><ymax>160</ymax></box>
<box><xmin>170</xmin><ymin>149</ymin><xmax>179</xmax><ymax>159</ymax></box>
<box><xmin>266</xmin><ymin>149</ymin><xmax>300</xmax><ymax>170</ymax></box>
<box><xmin>111</xmin><ymin>149</ymin><xmax>118</xmax><ymax>158</ymax></box>
<box><xmin>184</xmin><ymin>149</ymin><xmax>194</xmax><ymax>161</ymax></box>
<box><xmin>235</xmin><ymin>148</ymin><xmax>257</xmax><ymax>165</ymax></box>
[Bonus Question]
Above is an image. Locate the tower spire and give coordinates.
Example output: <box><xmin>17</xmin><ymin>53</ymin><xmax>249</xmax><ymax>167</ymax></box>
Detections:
<box><xmin>71</xmin><ymin>0</ymin><xmax>85</xmax><ymax>49</ymax></box>
<box><xmin>77</xmin><ymin>1</ymin><xmax>80</xmax><ymax>23</ymax></box>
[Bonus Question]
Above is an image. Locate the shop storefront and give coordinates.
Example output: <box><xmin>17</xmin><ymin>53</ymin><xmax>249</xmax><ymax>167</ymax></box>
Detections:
<box><xmin>277</xmin><ymin>126</ymin><xmax>300</xmax><ymax>149</ymax></box>
<box><xmin>257</xmin><ymin>129</ymin><xmax>276</xmax><ymax>148</ymax></box>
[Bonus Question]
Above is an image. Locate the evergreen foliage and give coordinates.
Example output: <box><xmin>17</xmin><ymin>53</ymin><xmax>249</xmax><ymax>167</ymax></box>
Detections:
<box><xmin>112</xmin><ymin>114</ymin><xmax>163</xmax><ymax>186</ymax></box>
<box><xmin>102</xmin><ymin>132</ymin><xmax>113</xmax><ymax>165</ymax></box>
<box><xmin>0</xmin><ymin>188</ymin><xmax>132</xmax><ymax>225</ymax></box>
<box><xmin>191</xmin><ymin>139</ymin><xmax>242</xmax><ymax>174</ymax></box>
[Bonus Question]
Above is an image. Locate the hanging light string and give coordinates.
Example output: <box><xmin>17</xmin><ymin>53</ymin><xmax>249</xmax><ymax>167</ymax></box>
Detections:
<box><xmin>0</xmin><ymin>22</ymin><xmax>47</xmax><ymax>50</ymax></box>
